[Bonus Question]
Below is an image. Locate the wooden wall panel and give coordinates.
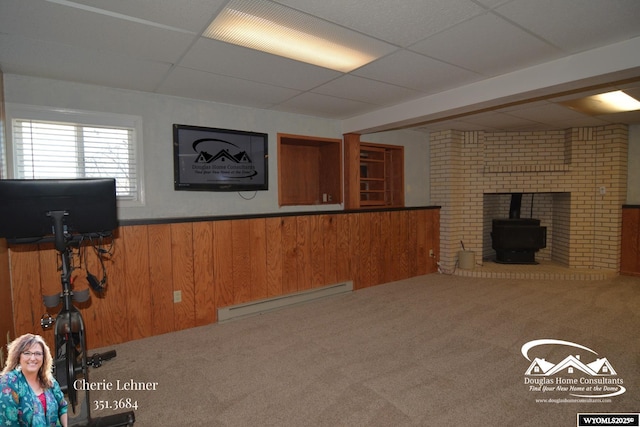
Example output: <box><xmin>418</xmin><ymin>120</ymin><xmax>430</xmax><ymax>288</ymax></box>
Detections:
<box><xmin>621</xmin><ymin>208</ymin><xmax>640</xmax><ymax>276</ymax></box>
<box><xmin>122</xmin><ymin>225</ymin><xmax>152</xmax><ymax>340</ymax></box>
<box><xmin>231</xmin><ymin>220</ymin><xmax>252</xmax><ymax>304</ymax></box>
<box><xmin>11</xmin><ymin>246</ymin><xmax>43</xmax><ymax>338</ymax></box>
<box><xmin>323</xmin><ymin>215</ymin><xmax>338</xmax><ymax>286</ymax></box>
<box><xmin>430</xmin><ymin>209</ymin><xmax>440</xmax><ymax>273</ymax></box>
<box><xmin>0</xmin><ymin>238</ymin><xmax>14</xmax><ymax>352</ymax></box>
<box><xmin>249</xmin><ymin>218</ymin><xmax>268</xmax><ymax>301</ymax></box>
<box><xmin>281</xmin><ymin>217</ymin><xmax>297</xmax><ymax>294</ymax></box>
<box><xmin>358</xmin><ymin>213</ymin><xmax>372</xmax><ymax>289</ymax></box>
<box><xmin>97</xmin><ymin>232</ymin><xmax>130</xmax><ymax>347</ymax></box>
<box><xmin>172</xmin><ymin>223</ymin><xmax>195</xmax><ymax>331</ymax></box>
<box><xmin>335</xmin><ymin>214</ymin><xmax>351</xmax><ymax>283</ymax></box>
<box><xmin>296</xmin><ymin>216</ymin><xmax>312</xmax><ymax>291</ymax></box>
<box><xmin>7</xmin><ymin>208</ymin><xmax>440</xmax><ymax>349</ymax></box>
<box><xmin>310</xmin><ymin>215</ymin><xmax>325</xmax><ymax>288</ymax></box>
<box><xmin>406</xmin><ymin>210</ymin><xmax>418</xmax><ymax>277</ymax></box>
<box><xmin>193</xmin><ymin>222</ymin><xmax>215</xmax><ymax>325</ymax></box>
<box><xmin>213</xmin><ymin>221</ymin><xmax>234</xmax><ymax>308</ymax></box>
<box><xmin>265</xmin><ymin>218</ymin><xmax>283</xmax><ymax>298</ymax></box>
<box><xmin>348</xmin><ymin>214</ymin><xmax>362</xmax><ymax>289</ymax></box>
<box><xmin>148</xmin><ymin>224</ymin><xmax>174</xmax><ymax>335</ymax></box>
<box><xmin>369</xmin><ymin>212</ymin><xmax>382</xmax><ymax>286</ymax></box>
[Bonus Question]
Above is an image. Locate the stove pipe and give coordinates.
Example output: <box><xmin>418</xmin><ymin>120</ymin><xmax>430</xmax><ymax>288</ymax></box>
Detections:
<box><xmin>509</xmin><ymin>193</ymin><xmax>523</xmax><ymax>219</ymax></box>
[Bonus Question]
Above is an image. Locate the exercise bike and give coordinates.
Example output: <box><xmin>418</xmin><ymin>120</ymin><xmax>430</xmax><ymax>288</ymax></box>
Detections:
<box><xmin>40</xmin><ymin>211</ymin><xmax>135</xmax><ymax>427</ymax></box>
<box><xmin>0</xmin><ymin>178</ymin><xmax>135</xmax><ymax>427</ymax></box>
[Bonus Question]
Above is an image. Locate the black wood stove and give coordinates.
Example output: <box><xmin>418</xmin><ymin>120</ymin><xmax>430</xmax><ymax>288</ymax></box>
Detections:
<box><xmin>491</xmin><ymin>193</ymin><xmax>547</xmax><ymax>264</ymax></box>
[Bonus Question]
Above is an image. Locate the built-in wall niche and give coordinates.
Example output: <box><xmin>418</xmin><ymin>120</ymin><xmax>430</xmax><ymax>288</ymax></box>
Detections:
<box><xmin>344</xmin><ymin>133</ymin><xmax>404</xmax><ymax>209</ymax></box>
<box><xmin>482</xmin><ymin>192</ymin><xmax>571</xmax><ymax>264</ymax></box>
<box><xmin>277</xmin><ymin>133</ymin><xmax>342</xmax><ymax>206</ymax></box>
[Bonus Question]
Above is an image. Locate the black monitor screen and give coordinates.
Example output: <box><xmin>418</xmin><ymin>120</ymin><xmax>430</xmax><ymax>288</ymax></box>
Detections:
<box><xmin>0</xmin><ymin>178</ymin><xmax>117</xmax><ymax>242</ymax></box>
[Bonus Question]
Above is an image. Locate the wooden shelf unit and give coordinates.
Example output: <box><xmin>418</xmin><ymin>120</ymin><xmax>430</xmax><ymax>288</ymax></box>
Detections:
<box><xmin>278</xmin><ymin>133</ymin><xmax>342</xmax><ymax>206</ymax></box>
<box><xmin>344</xmin><ymin>133</ymin><xmax>404</xmax><ymax>209</ymax></box>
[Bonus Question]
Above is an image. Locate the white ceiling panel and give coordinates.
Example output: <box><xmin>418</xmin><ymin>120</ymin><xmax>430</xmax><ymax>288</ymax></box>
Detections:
<box><xmin>496</xmin><ymin>101</ymin><xmax>613</xmax><ymax>129</ymax></box>
<box><xmin>179</xmin><ymin>38</ymin><xmax>342</xmax><ymax>91</ymax></box>
<box><xmin>457</xmin><ymin>110</ymin><xmax>542</xmax><ymax>129</ymax></box>
<box><xmin>0</xmin><ymin>33</ymin><xmax>172</xmax><ymax>92</ymax></box>
<box><xmin>68</xmin><ymin>0</ymin><xmax>224</xmax><ymax>33</ymax></box>
<box><xmin>505</xmin><ymin>101</ymin><xmax>608</xmax><ymax>123</ymax></box>
<box><xmin>157</xmin><ymin>67</ymin><xmax>301</xmax><ymax>109</ymax></box>
<box><xmin>353</xmin><ymin>50</ymin><xmax>482</xmax><ymax>93</ymax></box>
<box><xmin>273</xmin><ymin>91</ymin><xmax>376</xmax><ymax>119</ymax></box>
<box><xmin>311</xmin><ymin>75</ymin><xmax>422</xmax><ymax>106</ymax></box>
<box><xmin>495</xmin><ymin>0</ymin><xmax>640</xmax><ymax>53</ymax></box>
<box><xmin>0</xmin><ymin>0</ymin><xmax>198</xmax><ymax>64</ymax></box>
<box><xmin>0</xmin><ymin>0</ymin><xmax>639</xmax><ymax>133</ymax></box>
<box><xmin>410</xmin><ymin>13</ymin><xmax>563</xmax><ymax>76</ymax></box>
<box><xmin>274</xmin><ymin>0</ymin><xmax>485</xmax><ymax>47</ymax></box>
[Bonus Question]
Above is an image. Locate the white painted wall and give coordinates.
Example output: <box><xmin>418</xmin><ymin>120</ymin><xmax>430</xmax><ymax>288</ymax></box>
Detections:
<box><xmin>3</xmin><ymin>74</ymin><xmax>431</xmax><ymax>221</ymax></box>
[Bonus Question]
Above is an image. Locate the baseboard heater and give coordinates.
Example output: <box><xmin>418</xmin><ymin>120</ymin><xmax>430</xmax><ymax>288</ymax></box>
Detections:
<box><xmin>217</xmin><ymin>281</ymin><xmax>354</xmax><ymax>323</ymax></box>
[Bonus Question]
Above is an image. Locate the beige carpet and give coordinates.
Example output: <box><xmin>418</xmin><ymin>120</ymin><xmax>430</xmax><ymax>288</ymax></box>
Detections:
<box><xmin>81</xmin><ymin>273</ymin><xmax>640</xmax><ymax>426</ymax></box>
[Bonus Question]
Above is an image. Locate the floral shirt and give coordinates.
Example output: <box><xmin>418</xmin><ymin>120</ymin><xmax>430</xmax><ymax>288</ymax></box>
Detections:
<box><xmin>0</xmin><ymin>369</ymin><xmax>68</xmax><ymax>426</ymax></box>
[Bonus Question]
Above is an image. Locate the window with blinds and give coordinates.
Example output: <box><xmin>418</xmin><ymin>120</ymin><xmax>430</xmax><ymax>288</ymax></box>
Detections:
<box><xmin>9</xmin><ymin>108</ymin><xmax>142</xmax><ymax>203</ymax></box>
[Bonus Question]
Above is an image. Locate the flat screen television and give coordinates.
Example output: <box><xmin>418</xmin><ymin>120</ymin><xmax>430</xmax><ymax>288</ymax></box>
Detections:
<box><xmin>0</xmin><ymin>178</ymin><xmax>118</xmax><ymax>248</ymax></box>
<box><xmin>173</xmin><ymin>124</ymin><xmax>268</xmax><ymax>192</ymax></box>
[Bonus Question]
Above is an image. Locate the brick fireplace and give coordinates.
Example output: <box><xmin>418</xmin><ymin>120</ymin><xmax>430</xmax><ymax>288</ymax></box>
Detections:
<box><xmin>430</xmin><ymin>124</ymin><xmax>628</xmax><ymax>273</ymax></box>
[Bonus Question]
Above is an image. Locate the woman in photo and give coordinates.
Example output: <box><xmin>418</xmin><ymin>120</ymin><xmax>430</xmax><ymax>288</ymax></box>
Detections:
<box><xmin>0</xmin><ymin>333</ymin><xmax>68</xmax><ymax>426</ymax></box>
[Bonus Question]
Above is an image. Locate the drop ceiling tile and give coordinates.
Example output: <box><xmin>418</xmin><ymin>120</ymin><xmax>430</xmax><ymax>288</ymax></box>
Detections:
<box><xmin>69</xmin><ymin>0</ymin><xmax>224</xmax><ymax>32</ymax></box>
<box><xmin>157</xmin><ymin>67</ymin><xmax>301</xmax><ymax>109</ymax></box>
<box><xmin>311</xmin><ymin>75</ymin><xmax>423</xmax><ymax>106</ymax></box>
<box><xmin>274</xmin><ymin>0</ymin><xmax>485</xmax><ymax>47</ymax></box>
<box><xmin>0</xmin><ymin>0</ymin><xmax>197</xmax><ymax>64</ymax></box>
<box><xmin>458</xmin><ymin>111</ymin><xmax>542</xmax><ymax>129</ymax></box>
<box><xmin>179</xmin><ymin>38</ymin><xmax>342</xmax><ymax>91</ymax></box>
<box><xmin>353</xmin><ymin>50</ymin><xmax>481</xmax><ymax>93</ymax></box>
<box><xmin>506</xmin><ymin>101</ymin><xmax>597</xmax><ymax>122</ymax></box>
<box><xmin>273</xmin><ymin>92</ymin><xmax>376</xmax><ymax>119</ymax></box>
<box><xmin>616</xmin><ymin>83</ymin><xmax>640</xmax><ymax>94</ymax></box>
<box><xmin>0</xmin><ymin>33</ymin><xmax>171</xmax><ymax>93</ymax></box>
<box><xmin>473</xmin><ymin>0</ymin><xmax>512</xmax><ymax>8</ymax></box>
<box><xmin>416</xmin><ymin>120</ymin><xmax>481</xmax><ymax>132</ymax></box>
<box><xmin>594</xmin><ymin>110</ymin><xmax>640</xmax><ymax>125</ymax></box>
<box><xmin>548</xmin><ymin>89</ymin><xmax>616</xmax><ymax>103</ymax></box>
<box><xmin>496</xmin><ymin>0</ymin><xmax>640</xmax><ymax>53</ymax></box>
<box><xmin>410</xmin><ymin>13</ymin><xmax>562</xmax><ymax>76</ymax></box>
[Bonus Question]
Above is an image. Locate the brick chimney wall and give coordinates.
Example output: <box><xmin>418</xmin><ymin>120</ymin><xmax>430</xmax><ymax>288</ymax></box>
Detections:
<box><xmin>430</xmin><ymin>124</ymin><xmax>628</xmax><ymax>272</ymax></box>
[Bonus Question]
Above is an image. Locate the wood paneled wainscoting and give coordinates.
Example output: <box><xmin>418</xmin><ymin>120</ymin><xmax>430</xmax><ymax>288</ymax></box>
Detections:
<box><xmin>621</xmin><ymin>205</ymin><xmax>640</xmax><ymax>276</ymax></box>
<box><xmin>6</xmin><ymin>207</ymin><xmax>440</xmax><ymax>351</ymax></box>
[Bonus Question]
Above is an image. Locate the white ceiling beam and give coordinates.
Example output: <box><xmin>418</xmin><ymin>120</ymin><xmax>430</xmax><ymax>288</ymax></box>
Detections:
<box><xmin>342</xmin><ymin>36</ymin><xmax>640</xmax><ymax>134</ymax></box>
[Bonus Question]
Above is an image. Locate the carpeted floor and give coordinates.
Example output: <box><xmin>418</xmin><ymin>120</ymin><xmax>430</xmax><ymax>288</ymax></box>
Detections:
<box><xmin>80</xmin><ymin>273</ymin><xmax>640</xmax><ymax>426</ymax></box>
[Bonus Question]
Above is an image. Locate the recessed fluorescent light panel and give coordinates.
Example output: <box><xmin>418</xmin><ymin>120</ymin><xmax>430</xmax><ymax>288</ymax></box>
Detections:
<box><xmin>203</xmin><ymin>0</ymin><xmax>393</xmax><ymax>72</ymax></box>
<box><xmin>560</xmin><ymin>90</ymin><xmax>640</xmax><ymax>115</ymax></box>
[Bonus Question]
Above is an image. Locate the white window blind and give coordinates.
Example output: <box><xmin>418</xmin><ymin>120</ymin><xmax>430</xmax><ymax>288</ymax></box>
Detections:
<box><xmin>12</xmin><ymin>118</ymin><xmax>139</xmax><ymax>201</ymax></box>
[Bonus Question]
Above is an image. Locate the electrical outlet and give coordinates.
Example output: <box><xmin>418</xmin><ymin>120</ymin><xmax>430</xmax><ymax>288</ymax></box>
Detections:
<box><xmin>173</xmin><ymin>290</ymin><xmax>182</xmax><ymax>303</ymax></box>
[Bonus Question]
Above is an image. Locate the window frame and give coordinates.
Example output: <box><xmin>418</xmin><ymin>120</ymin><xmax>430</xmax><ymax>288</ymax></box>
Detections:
<box><xmin>4</xmin><ymin>103</ymin><xmax>145</xmax><ymax>207</ymax></box>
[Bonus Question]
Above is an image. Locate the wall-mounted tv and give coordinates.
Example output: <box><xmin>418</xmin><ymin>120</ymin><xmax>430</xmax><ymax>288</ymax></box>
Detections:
<box><xmin>173</xmin><ymin>124</ymin><xmax>268</xmax><ymax>192</ymax></box>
